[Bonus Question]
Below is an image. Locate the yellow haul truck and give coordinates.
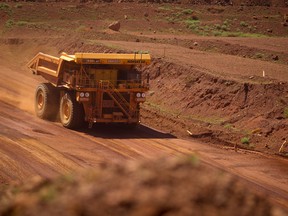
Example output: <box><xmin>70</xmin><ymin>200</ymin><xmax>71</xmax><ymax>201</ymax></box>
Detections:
<box><xmin>27</xmin><ymin>52</ymin><xmax>151</xmax><ymax>129</ymax></box>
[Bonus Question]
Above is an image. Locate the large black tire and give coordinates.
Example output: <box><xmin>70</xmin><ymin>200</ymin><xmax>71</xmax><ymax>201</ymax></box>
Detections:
<box><xmin>59</xmin><ymin>91</ymin><xmax>85</xmax><ymax>129</ymax></box>
<box><xmin>35</xmin><ymin>83</ymin><xmax>59</xmax><ymax>120</ymax></box>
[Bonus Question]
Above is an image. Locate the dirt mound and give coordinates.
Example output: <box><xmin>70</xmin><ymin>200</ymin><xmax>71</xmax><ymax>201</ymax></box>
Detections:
<box><xmin>0</xmin><ymin>157</ymin><xmax>286</xmax><ymax>216</ymax></box>
<box><xmin>141</xmin><ymin>58</ymin><xmax>288</xmax><ymax>154</ymax></box>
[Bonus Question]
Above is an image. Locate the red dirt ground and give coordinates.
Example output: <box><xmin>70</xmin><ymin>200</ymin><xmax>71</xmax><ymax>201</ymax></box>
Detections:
<box><xmin>0</xmin><ymin>1</ymin><xmax>288</xmax><ymax>214</ymax></box>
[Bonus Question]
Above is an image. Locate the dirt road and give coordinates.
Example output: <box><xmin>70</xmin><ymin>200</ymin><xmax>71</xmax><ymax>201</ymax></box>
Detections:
<box><xmin>1</xmin><ymin>99</ymin><xmax>288</xmax><ymax>207</ymax></box>
<box><xmin>0</xmin><ymin>38</ymin><xmax>287</xmax><ymax>209</ymax></box>
<box><xmin>97</xmin><ymin>39</ymin><xmax>288</xmax><ymax>81</ymax></box>
<box><xmin>1</xmin><ymin>85</ymin><xmax>288</xmax><ymax>208</ymax></box>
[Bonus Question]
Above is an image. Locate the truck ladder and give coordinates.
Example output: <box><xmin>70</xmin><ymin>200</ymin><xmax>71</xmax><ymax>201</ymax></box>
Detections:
<box><xmin>100</xmin><ymin>81</ymin><xmax>134</xmax><ymax>120</ymax></box>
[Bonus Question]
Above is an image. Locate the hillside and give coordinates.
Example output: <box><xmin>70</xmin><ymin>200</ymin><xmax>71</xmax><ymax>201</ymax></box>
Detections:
<box><xmin>0</xmin><ymin>1</ymin><xmax>287</xmax><ymax>214</ymax></box>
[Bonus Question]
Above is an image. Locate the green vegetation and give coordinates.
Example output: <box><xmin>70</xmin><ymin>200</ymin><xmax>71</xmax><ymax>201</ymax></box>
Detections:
<box><xmin>3</xmin><ymin>19</ymin><xmax>52</xmax><ymax>30</ymax></box>
<box><xmin>224</xmin><ymin>123</ymin><xmax>233</xmax><ymax>129</ymax></box>
<box><xmin>166</xmin><ymin>16</ymin><xmax>180</xmax><ymax>23</ymax></box>
<box><xmin>214</xmin><ymin>20</ymin><xmax>230</xmax><ymax>32</ymax></box>
<box><xmin>175</xmin><ymin>8</ymin><xmax>194</xmax><ymax>17</ymax></box>
<box><xmin>40</xmin><ymin>186</ymin><xmax>57</xmax><ymax>203</ymax></box>
<box><xmin>182</xmin><ymin>9</ymin><xmax>193</xmax><ymax>15</ymax></box>
<box><xmin>183</xmin><ymin>17</ymin><xmax>266</xmax><ymax>37</ymax></box>
<box><xmin>186</xmin><ymin>18</ymin><xmax>200</xmax><ymax>32</ymax></box>
<box><xmin>164</xmin><ymin>7</ymin><xmax>199</xmax><ymax>27</ymax></box>
<box><xmin>212</xmin><ymin>31</ymin><xmax>267</xmax><ymax>37</ymax></box>
<box><xmin>158</xmin><ymin>5</ymin><xmax>172</xmax><ymax>11</ymax></box>
<box><xmin>186</xmin><ymin>18</ymin><xmax>200</xmax><ymax>25</ymax></box>
<box><xmin>145</xmin><ymin>102</ymin><xmax>175</xmax><ymax>116</ymax></box>
<box><xmin>188</xmin><ymin>155</ymin><xmax>200</xmax><ymax>166</ymax></box>
<box><xmin>223</xmin><ymin>19</ymin><xmax>229</xmax><ymax>26</ymax></box>
<box><xmin>0</xmin><ymin>3</ymin><xmax>9</xmax><ymax>10</ymax></box>
<box><xmin>0</xmin><ymin>3</ymin><xmax>12</xmax><ymax>15</ymax></box>
<box><xmin>183</xmin><ymin>115</ymin><xmax>225</xmax><ymax>125</ymax></box>
<box><xmin>240</xmin><ymin>21</ymin><xmax>248</xmax><ymax>27</ymax></box>
<box><xmin>16</xmin><ymin>21</ymin><xmax>29</xmax><ymax>27</ymax></box>
<box><xmin>284</xmin><ymin>107</ymin><xmax>288</xmax><ymax>118</ymax></box>
<box><xmin>223</xmin><ymin>124</ymin><xmax>242</xmax><ymax>133</ymax></box>
<box><xmin>221</xmin><ymin>24</ymin><xmax>229</xmax><ymax>31</ymax></box>
<box><xmin>241</xmin><ymin>137</ymin><xmax>250</xmax><ymax>144</ymax></box>
<box><xmin>214</xmin><ymin>24</ymin><xmax>221</xmax><ymax>30</ymax></box>
<box><xmin>146</xmin><ymin>102</ymin><xmax>225</xmax><ymax>125</ymax></box>
<box><xmin>5</xmin><ymin>19</ymin><xmax>14</xmax><ymax>28</ymax></box>
<box><xmin>254</xmin><ymin>53</ymin><xmax>264</xmax><ymax>59</ymax></box>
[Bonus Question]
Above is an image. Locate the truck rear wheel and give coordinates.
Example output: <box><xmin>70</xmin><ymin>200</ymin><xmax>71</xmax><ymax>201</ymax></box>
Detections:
<box><xmin>60</xmin><ymin>92</ymin><xmax>84</xmax><ymax>129</ymax></box>
<box><xmin>35</xmin><ymin>83</ymin><xmax>59</xmax><ymax>120</ymax></box>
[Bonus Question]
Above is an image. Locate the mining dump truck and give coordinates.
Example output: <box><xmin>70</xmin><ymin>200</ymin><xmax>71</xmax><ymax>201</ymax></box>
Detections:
<box><xmin>27</xmin><ymin>52</ymin><xmax>151</xmax><ymax>129</ymax></box>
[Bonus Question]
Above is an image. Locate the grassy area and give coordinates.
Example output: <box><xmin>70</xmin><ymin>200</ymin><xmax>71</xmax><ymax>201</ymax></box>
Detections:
<box><xmin>183</xmin><ymin>114</ymin><xmax>226</xmax><ymax>125</ymax></box>
<box><xmin>145</xmin><ymin>102</ymin><xmax>226</xmax><ymax>125</ymax></box>
<box><xmin>183</xmin><ymin>17</ymin><xmax>268</xmax><ymax>37</ymax></box>
<box><xmin>0</xmin><ymin>2</ymin><xmax>12</xmax><ymax>15</ymax></box>
<box><xmin>158</xmin><ymin>5</ymin><xmax>172</xmax><ymax>11</ymax></box>
<box><xmin>186</xmin><ymin>19</ymin><xmax>201</xmax><ymax>32</ymax></box>
<box><xmin>212</xmin><ymin>31</ymin><xmax>267</xmax><ymax>37</ymax></box>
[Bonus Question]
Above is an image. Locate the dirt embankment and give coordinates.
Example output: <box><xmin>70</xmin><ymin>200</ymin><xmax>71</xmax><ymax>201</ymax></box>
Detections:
<box><xmin>140</xmin><ymin>58</ymin><xmax>288</xmax><ymax>154</ymax></box>
<box><xmin>1</xmin><ymin>157</ymin><xmax>287</xmax><ymax>216</ymax></box>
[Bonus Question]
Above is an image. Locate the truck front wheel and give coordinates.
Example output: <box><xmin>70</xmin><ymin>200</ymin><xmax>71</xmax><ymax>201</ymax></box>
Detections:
<box><xmin>60</xmin><ymin>92</ymin><xmax>84</xmax><ymax>129</ymax></box>
<box><xmin>35</xmin><ymin>83</ymin><xmax>59</xmax><ymax>120</ymax></box>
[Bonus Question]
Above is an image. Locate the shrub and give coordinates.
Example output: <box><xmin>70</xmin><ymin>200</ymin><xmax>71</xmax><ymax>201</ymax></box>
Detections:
<box><xmin>213</xmin><ymin>31</ymin><xmax>222</xmax><ymax>36</ymax></box>
<box><xmin>254</xmin><ymin>53</ymin><xmax>264</xmax><ymax>58</ymax></box>
<box><xmin>16</xmin><ymin>21</ymin><xmax>29</xmax><ymax>27</ymax></box>
<box><xmin>182</xmin><ymin>9</ymin><xmax>193</xmax><ymax>15</ymax></box>
<box><xmin>186</xmin><ymin>18</ymin><xmax>200</xmax><ymax>30</ymax></box>
<box><xmin>221</xmin><ymin>24</ymin><xmax>228</xmax><ymax>31</ymax></box>
<box><xmin>5</xmin><ymin>19</ymin><xmax>14</xmax><ymax>28</ymax></box>
<box><xmin>214</xmin><ymin>24</ymin><xmax>221</xmax><ymax>30</ymax></box>
<box><xmin>241</xmin><ymin>137</ymin><xmax>250</xmax><ymax>144</ymax></box>
<box><xmin>223</xmin><ymin>20</ymin><xmax>229</xmax><ymax>25</ymax></box>
<box><xmin>0</xmin><ymin>3</ymin><xmax>9</xmax><ymax>10</ymax></box>
<box><xmin>158</xmin><ymin>5</ymin><xmax>171</xmax><ymax>11</ymax></box>
<box><xmin>224</xmin><ymin>124</ymin><xmax>233</xmax><ymax>129</ymax></box>
<box><xmin>240</xmin><ymin>21</ymin><xmax>248</xmax><ymax>27</ymax></box>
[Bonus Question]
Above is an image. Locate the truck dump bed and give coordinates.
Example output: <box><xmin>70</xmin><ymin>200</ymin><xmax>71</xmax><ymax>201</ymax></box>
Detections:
<box><xmin>27</xmin><ymin>52</ymin><xmax>150</xmax><ymax>82</ymax></box>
